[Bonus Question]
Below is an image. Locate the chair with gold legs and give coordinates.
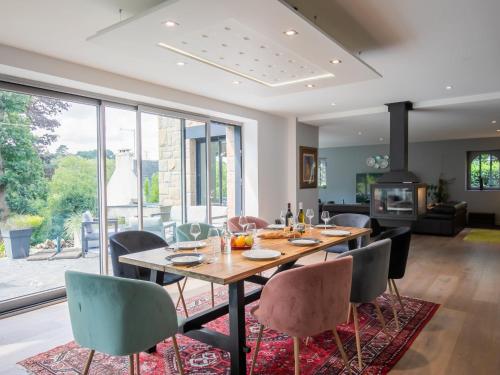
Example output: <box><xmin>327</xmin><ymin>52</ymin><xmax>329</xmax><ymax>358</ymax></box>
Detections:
<box><xmin>337</xmin><ymin>239</ymin><xmax>393</xmax><ymax>370</ymax></box>
<box><xmin>249</xmin><ymin>257</ymin><xmax>354</xmax><ymax>375</ymax></box>
<box><xmin>374</xmin><ymin>227</ymin><xmax>412</xmax><ymax>325</ymax></box>
<box><xmin>65</xmin><ymin>271</ymin><xmax>184</xmax><ymax>375</ymax></box>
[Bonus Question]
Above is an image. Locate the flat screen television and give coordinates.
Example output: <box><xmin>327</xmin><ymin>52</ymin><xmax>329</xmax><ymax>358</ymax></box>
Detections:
<box><xmin>356</xmin><ymin>173</ymin><xmax>383</xmax><ymax>203</ymax></box>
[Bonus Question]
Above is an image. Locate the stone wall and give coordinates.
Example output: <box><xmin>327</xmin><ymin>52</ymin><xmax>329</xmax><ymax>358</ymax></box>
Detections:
<box><xmin>158</xmin><ymin>117</ymin><xmax>182</xmax><ymax>207</ymax></box>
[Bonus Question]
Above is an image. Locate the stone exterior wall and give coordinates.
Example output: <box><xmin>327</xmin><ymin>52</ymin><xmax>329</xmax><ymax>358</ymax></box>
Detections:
<box><xmin>158</xmin><ymin>117</ymin><xmax>182</xmax><ymax>207</ymax></box>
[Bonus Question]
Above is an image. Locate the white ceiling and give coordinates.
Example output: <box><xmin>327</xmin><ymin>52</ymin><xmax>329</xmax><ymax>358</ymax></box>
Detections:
<box><xmin>0</xmin><ymin>0</ymin><xmax>499</xmax><ymax>145</ymax></box>
<box><xmin>318</xmin><ymin>98</ymin><xmax>500</xmax><ymax>148</ymax></box>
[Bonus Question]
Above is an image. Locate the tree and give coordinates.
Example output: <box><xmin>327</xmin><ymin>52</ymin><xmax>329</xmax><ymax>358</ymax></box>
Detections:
<box><xmin>0</xmin><ymin>92</ymin><xmax>47</xmax><ymax>220</ymax></box>
<box><xmin>46</xmin><ymin>155</ymin><xmax>99</xmax><ymax>237</ymax></box>
<box><xmin>143</xmin><ymin>172</ymin><xmax>159</xmax><ymax>203</ymax></box>
<box><xmin>0</xmin><ymin>91</ymin><xmax>68</xmax><ymax>221</ymax></box>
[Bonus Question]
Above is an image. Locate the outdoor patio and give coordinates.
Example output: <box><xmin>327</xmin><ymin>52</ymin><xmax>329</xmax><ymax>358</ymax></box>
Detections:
<box><xmin>0</xmin><ymin>252</ymin><xmax>100</xmax><ymax>301</ymax></box>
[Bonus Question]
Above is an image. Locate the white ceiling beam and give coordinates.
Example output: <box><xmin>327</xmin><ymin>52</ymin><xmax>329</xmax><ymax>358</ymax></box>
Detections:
<box><xmin>300</xmin><ymin>91</ymin><xmax>500</xmax><ymax>125</ymax></box>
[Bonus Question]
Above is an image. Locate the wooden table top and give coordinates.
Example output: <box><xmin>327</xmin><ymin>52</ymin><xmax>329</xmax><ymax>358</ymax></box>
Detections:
<box><xmin>119</xmin><ymin>226</ymin><xmax>371</xmax><ymax>285</ymax></box>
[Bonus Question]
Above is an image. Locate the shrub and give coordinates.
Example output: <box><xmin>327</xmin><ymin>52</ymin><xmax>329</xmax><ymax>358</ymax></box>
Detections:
<box><xmin>2</xmin><ymin>214</ymin><xmax>44</xmax><ymax>230</ymax></box>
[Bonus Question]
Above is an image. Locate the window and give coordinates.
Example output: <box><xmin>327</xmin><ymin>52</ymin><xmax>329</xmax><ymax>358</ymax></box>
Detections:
<box><xmin>467</xmin><ymin>151</ymin><xmax>500</xmax><ymax>190</ymax></box>
<box><xmin>318</xmin><ymin>158</ymin><xmax>327</xmax><ymax>188</ymax></box>
<box><xmin>0</xmin><ymin>80</ymin><xmax>243</xmax><ymax>313</ymax></box>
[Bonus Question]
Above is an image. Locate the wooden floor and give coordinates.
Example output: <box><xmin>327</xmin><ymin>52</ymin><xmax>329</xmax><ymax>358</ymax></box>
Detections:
<box><xmin>0</xmin><ymin>229</ymin><xmax>499</xmax><ymax>374</ymax></box>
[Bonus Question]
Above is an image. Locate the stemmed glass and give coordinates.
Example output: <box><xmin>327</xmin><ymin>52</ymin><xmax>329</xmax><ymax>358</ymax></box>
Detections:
<box><xmin>280</xmin><ymin>209</ymin><xmax>286</xmax><ymax>227</ymax></box>
<box><xmin>306</xmin><ymin>208</ymin><xmax>314</xmax><ymax>232</ymax></box>
<box><xmin>321</xmin><ymin>211</ymin><xmax>330</xmax><ymax>229</ymax></box>
<box><xmin>190</xmin><ymin>222</ymin><xmax>201</xmax><ymax>252</ymax></box>
<box><xmin>239</xmin><ymin>212</ymin><xmax>248</xmax><ymax>233</ymax></box>
<box><xmin>208</xmin><ymin>228</ymin><xmax>221</xmax><ymax>262</ymax></box>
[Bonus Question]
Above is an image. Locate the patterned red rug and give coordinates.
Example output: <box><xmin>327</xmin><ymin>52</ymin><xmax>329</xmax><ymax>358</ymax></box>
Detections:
<box><xmin>19</xmin><ymin>285</ymin><xmax>439</xmax><ymax>374</ymax></box>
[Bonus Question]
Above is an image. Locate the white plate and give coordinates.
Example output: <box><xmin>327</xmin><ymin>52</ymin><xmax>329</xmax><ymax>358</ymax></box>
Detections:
<box><xmin>321</xmin><ymin>230</ymin><xmax>351</xmax><ymax>237</ymax></box>
<box><xmin>315</xmin><ymin>224</ymin><xmax>335</xmax><ymax>229</ymax></box>
<box><xmin>166</xmin><ymin>253</ymin><xmax>204</xmax><ymax>265</ymax></box>
<box><xmin>266</xmin><ymin>224</ymin><xmax>285</xmax><ymax>230</ymax></box>
<box><xmin>176</xmin><ymin>241</ymin><xmax>207</xmax><ymax>250</ymax></box>
<box><xmin>242</xmin><ymin>249</ymin><xmax>281</xmax><ymax>260</ymax></box>
<box><xmin>289</xmin><ymin>238</ymin><xmax>320</xmax><ymax>246</ymax></box>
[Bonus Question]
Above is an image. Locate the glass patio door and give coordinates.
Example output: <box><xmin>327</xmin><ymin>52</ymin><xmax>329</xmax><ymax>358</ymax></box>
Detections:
<box><xmin>0</xmin><ymin>85</ymin><xmax>100</xmax><ymax>313</ymax></box>
<box><xmin>139</xmin><ymin>109</ymin><xmax>182</xmax><ymax>243</ymax></box>
<box><xmin>208</xmin><ymin>122</ymin><xmax>242</xmax><ymax>226</ymax></box>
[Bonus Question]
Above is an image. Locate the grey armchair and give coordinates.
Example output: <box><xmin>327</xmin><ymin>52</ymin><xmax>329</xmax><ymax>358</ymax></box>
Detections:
<box><xmin>81</xmin><ymin>211</ymin><xmax>118</xmax><ymax>256</ymax></box>
<box><xmin>324</xmin><ymin>213</ymin><xmax>371</xmax><ymax>259</ymax></box>
<box><xmin>337</xmin><ymin>239</ymin><xmax>393</xmax><ymax>369</ymax></box>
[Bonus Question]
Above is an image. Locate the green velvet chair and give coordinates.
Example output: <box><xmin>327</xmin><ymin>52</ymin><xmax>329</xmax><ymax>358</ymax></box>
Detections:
<box><xmin>176</xmin><ymin>223</ymin><xmax>219</xmax><ymax>307</ymax></box>
<box><xmin>65</xmin><ymin>271</ymin><xmax>184</xmax><ymax>375</ymax></box>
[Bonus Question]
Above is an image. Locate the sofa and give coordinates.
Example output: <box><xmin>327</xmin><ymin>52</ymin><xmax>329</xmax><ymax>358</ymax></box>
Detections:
<box><xmin>412</xmin><ymin>201</ymin><xmax>467</xmax><ymax>236</ymax></box>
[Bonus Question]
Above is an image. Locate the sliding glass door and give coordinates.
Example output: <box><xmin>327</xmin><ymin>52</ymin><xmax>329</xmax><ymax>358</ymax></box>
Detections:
<box><xmin>0</xmin><ymin>86</ymin><xmax>100</xmax><ymax>313</ymax></box>
<box><xmin>139</xmin><ymin>111</ymin><xmax>182</xmax><ymax>242</ymax></box>
<box><xmin>0</xmin><ymin>80</ymin><xmax>243</xmax><ymax>314</ymax></box>
<box><xmin>209</xmin><ymin>122</ymin><xmax>242</xmax><ymax>225</ymax></box>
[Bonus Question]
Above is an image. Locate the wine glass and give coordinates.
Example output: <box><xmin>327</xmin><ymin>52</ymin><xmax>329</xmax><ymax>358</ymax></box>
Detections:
<box><xmin>208</xmin><ymin>228</ymin><xmax>220</xmax><ymax>261</ymax></box>
<box><xmin>321</xmin><ymin>211</ymin><xmax>330</xmax><ymax>229</ymax></box>
<box><xmin>190</xmin><ymin>222</ymin><xmax>201</xmax><ymax>252</ymax></box>
<box><xmin>306</xmin><ymin>208</ymin><xmax>314</xmax><ymax>232</ymax></box>
<box><xmin>246</xmin><ymin>222</ymin><xmax>257</xmax><ymax>237</ymax></box>
<box><xmin>289</xmin><ymin>215</ymin><xmax>296</xmax><ymax>229</ymax></box>
<box><xmin>280</xmin><ymin>209</ymin><xmax>286</xmax><ymax>226</ymax></box>
<box><xmin>239</xmin><ymin>213</ymin><xmax>248</xmax><ymax>233</ymax></box>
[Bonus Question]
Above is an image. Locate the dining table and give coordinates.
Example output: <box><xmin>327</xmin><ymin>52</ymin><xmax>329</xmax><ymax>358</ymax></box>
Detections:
<box><xmin>119</xmin><ymin>225</ymin><xmax>372</xmax><ymax>374</ymax></box>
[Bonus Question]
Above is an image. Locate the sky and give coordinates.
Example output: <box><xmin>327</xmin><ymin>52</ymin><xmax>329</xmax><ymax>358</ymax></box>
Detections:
<box><xmin>47</xmin><ymin>102</ymin><xmax>161</xmax><ymax>160</ymax></box>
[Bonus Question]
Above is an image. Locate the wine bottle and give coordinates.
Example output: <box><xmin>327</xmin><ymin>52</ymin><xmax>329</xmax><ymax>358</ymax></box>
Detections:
<box><xmin>286</xmin><ymin>203</ymin><xmax>294</xmax><ymax>227</ymax></box>
<box><xmin>297</xmin><ymin>202</ymin><xmax>305</xmax><ymax>223</ymax></box>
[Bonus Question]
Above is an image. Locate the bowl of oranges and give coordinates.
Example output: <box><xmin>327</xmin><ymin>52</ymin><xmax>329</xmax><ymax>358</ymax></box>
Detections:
<box><xmin>230</xmin><ymin>232</ymin><xmax>254</xmax><ymax>250</ymax></box>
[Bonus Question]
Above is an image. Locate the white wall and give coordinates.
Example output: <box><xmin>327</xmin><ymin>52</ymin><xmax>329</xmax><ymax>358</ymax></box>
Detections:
<box><xmin>0</xmin><ymin>44</ymin><xmax>290</xmax><ymax>223</ymax></box>
<box><xmin>296</xmin><ymin>122</ymin><xmax>319</xmax><ymax>220</ymax></box>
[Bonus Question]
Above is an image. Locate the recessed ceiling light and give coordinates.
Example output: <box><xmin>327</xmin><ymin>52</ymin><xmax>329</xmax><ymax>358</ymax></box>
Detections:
<box><xmin>181</xmin><ymin>41</ymin><xmax>188</xmax><ymax>45</ymax></box>
<box><xmin>275</xmin><ymin>52</ymin><xmax>282</xmax><ymax>57</ymax></box>
<box><xmin>492</xmin><ymin>120</ymin><xmax>497</xmax><ymax>124</ymax></box>
<box><xmin>330</xmin><ymin>59</ymin><xmax>342</xmax><ymax>64</ymax></box>
<box><xmin>306</xmin><ymin>84</ymin><xmax>315</xmax><ymax>88</ymax></box>
<box><xmin>496</xmin><ymin>129</ymin><xmax>500</xmax><ymax>132</ymax></box>
<box><xmin>164</xmin><ymin>20</ymin><xmax>178</xmax><ymax>27</ymax></box>
<box><xmin>233</xmin><ymin>80</ymin><xmax>241</xmax><ymax>85</ymax></box>
<box><xmin>176</xmin><ymin>61</ymin><xmax>186</xmax><ymax>66</ymax></box>
<box><xmin>284</xmin><ymin>29</ymin><xmax>298</xmax><ymax>36</ymax></box>
<box><xmin>445</xmin><ymin>85</ymin><xmax>453</xmax><ymax>90</ymax></box>
<box><xmin>201</xmin><ymin>49</ymin><xmax>207</xmax><ymax>53</ymax></box>
<box><xmin>288</xmin><ymin>59</ymin><xmax>294</xmax><ymax>63</ymax></box>
<box><xmin>243</xmin><ymin>36</ymin><xmax>250</xmax><ymax>41</ymax></box>
<box><xmin>239</xmin><ymin>51</ymin><xmax>245</xmax><ymax>55</ymax></box>
<box><xmin>379</xmin><ymin>137</ymin><xmax>384</xmax><ymax>141</ymax></box>
<box><xmin>201</xmin><ymin>34</ymin><xmax>208</xmax><ymax>38</ymax></box>
<box><xmin>331</xmin><ymin>102</ymin><xmax>336</xmax><ymax>106</ymax></box>
<box><xmin>224</xmin><ymin>26</ymin><xmax>231</xmax><ymax>31</ymax></box>
<box><xmin>260</xmin><ymin>45</ymin><xmax>266</xmax><ymax>49</ymax></box>
<box><xmin>221</xmin><ymin>43</ymin><xmax>228</xmax><ymax>47</ymax></box>
<box><xmin>358</xmin><ymin>131</ymin><xmax>363</xmax><ymax>135</ymax></box>
<box><xmin>254</xmin><ymin>58</ymin><xmax>259</xmax><ymax>62</ymax></box>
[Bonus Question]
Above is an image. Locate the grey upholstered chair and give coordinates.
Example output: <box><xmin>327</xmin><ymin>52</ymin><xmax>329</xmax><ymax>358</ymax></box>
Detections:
<box><xmin>109</xmin><ymin>231</ymin><xmax>189</xmax><ymax>317</ymax></box>
<box><xmin>337</xmin><ymin>239</ymin><xmax>393</xmax><ymax>370</ymax></box>
<box><xmin>324</xmin><ymin>213</ymin><xmax>371</xmax><ymax>259</ymax></box>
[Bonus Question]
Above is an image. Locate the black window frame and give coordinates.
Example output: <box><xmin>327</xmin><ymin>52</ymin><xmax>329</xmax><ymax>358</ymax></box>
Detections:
<box><xmin>466</xmin><ymin>150</ymin><xmax>500</xmax><ymax>191</ymax></box>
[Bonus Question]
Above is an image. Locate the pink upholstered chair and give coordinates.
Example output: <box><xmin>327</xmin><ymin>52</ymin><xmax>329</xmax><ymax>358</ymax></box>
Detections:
<box><xmin>250</xmin><ymin>257</ymin><xmax>353</xmax><ymax>375</ymax></box>
<box><xmin>227</xmin><ymin>216</ymin><xmax>269</xmax><ymax>232</ymax></box>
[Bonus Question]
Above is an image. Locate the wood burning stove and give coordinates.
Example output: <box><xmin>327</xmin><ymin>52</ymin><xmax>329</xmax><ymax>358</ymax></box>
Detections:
<box><xmin>370</xmin><ymin>101</ymin><xmax>427</xmax><ymax>224</ymax></box>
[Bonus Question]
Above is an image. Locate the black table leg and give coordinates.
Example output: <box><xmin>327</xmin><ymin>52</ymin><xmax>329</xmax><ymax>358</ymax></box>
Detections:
<box><xmin>229</xmin><ymin>280</ymin><xmax>246</xmax><ymax>374</ymax></box>
<box><xmin>147</xmin><ymin>269</ymin><xmax>165</xmax><ymax>353</ymax></box>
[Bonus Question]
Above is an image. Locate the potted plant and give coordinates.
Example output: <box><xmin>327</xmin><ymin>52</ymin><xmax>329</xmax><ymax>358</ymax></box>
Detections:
<box><xmin>0</xmin><ymin>215</ymin><xmax>44</xmax><ymax>259</ymax></box>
